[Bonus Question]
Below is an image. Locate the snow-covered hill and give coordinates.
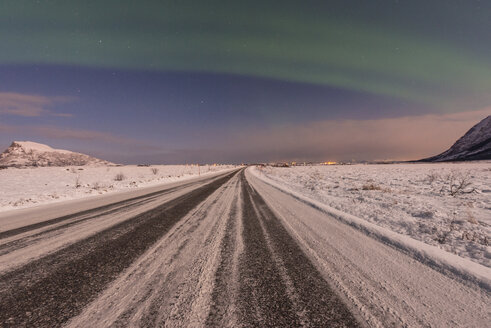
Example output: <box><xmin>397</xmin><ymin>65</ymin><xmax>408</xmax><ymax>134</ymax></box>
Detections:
<box><xmin>0</xmin><ymin>141</ymin><xmax>113</xmax><ymax>167</ymax></box>
<box><xmin>422</xmin><ymin>115</ymin><xmax>491</xmax><ymax>161</ymax></box>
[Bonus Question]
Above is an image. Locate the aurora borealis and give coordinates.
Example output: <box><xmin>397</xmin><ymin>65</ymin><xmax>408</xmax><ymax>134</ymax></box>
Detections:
<box><xmin>1</xmin><ymin>1</ymin><xmax>490</xmax><ymax>163</ymax></box>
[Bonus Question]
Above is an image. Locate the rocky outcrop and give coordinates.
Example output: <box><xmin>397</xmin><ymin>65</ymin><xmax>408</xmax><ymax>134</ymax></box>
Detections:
<box><xmin>0</xmin><ymin>141</ymin><xmax>113</xmax><ymax>167</ymax></box>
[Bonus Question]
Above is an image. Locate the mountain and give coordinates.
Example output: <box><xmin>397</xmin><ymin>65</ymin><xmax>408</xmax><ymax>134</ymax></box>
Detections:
<box><xmin>421</xmin><ymin>115</ymin><xmax>491</xmax><ymax>162</ymax></box>
<box><xmin>0</xmin><ymin>141</ymin><xmax>113</xmax><ymax>167</ymax></box>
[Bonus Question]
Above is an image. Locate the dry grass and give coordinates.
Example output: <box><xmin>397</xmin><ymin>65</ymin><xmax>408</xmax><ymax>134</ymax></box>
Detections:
<box><xmin>114</xmin><ymin>173</ymin><xmax>125</xmax><ymax>181</ymax></box>
<box><xmin>362</xmin><ymin>183</ymin><xmax>382</xmax><ymax>191</ymax></box>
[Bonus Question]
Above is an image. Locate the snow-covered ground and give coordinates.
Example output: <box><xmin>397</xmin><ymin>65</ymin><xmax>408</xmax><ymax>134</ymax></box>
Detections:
<box><xmin>253</xmin><ymin>162</ymin><xmax>491</xmax><ymax>267</ymax></box>
<box><xmin>0</xmin><ymin>164</ymin><xmax>237</xmax><ymax>212</ymax></box>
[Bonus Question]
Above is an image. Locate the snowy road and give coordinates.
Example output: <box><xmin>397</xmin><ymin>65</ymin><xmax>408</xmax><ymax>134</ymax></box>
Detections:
<box><xmin>0</xmin><ymin>168</ymin><xmax>489</xmax><ymax>327</ymax></box>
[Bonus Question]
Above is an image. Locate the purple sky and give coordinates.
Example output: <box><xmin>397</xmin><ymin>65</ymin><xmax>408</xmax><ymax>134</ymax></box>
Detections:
<box><xmin>1</xmin><ymin>1</ymin><xmax>490</xmax><ymax>163</ymax></box>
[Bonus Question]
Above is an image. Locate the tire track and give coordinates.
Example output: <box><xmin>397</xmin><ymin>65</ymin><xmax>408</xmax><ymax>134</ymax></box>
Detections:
<box><xmin>0</xmin><ymin>170</ymin><xmax>238</xmax><ymax>327</ymax></box>
<box><xmin>67</xmin><ymin>171</ymin><xmax>242</xmax><ymax>327</ymax></box>
<box><xmin>0</xmin><ymin>193</ymin><xmax>168</xmax><ymax>255</ymax></box>
<box><xmin>140</xmin><ymin>173</ymin><xmax>241</xmax><ymax>327</ymax></box>
<box><xmin>0</xmin><ymin>173</ymin><xmax>233</xmax><ymax>275</ymax></box>
<box><xmin>238</xmin><ymin>173</ymin><xmax>301</xmax><ymax>327</ymax></box>
<box><xmin>205</xmin><ymin>179</ymin><xmax>242</xmax><ymax>327</ymax></box>
<box><xmin>247</xmin><ymin>169</ymin><xmax>490</xmax><ymax>328</ymax></box>
<box><xmin>237</xmin><ymin>171</ymin><xmax>360</xmax><ymax>327</ymax></box>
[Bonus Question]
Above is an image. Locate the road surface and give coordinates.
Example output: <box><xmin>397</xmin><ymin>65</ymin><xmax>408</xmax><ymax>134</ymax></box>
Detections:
<box><xmin>0</xmin><ymin>168</ymin><xmax>488</xmax><ymax>327</ymax></box>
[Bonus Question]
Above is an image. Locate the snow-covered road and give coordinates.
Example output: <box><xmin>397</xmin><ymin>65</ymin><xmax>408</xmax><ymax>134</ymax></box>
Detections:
<box><xmin>0</xmin><ymin>167</ymin><xmax>489</xmax><ymax>327</ymax></box>
<box><xmin>247</xmin><ymin>169</ymin><xmax>490</xmax><ymax>327</ymax></box>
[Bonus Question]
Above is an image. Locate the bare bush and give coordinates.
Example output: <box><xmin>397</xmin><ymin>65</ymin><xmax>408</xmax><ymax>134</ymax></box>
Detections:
<box><xmin>75</xmin><ymin>176</ymin><xmax>81</xmax><ymax>188</ymax></box>
<box><xmin>435</xmin><ymin>231</ymin><xmax>449</xmax><ymax>244</ymax></box>
<box><xmin>309</xmin><ymin>170</ymin><xmax>322</xmax><ymax>181</ymax></box>
<box><xmin>151</xmin><ymin>168</ymin><xmax>159</xmax><ymax>175</ymax></box>
<box><xmin>49</xmin><ymin>192</ymin><xmax>59</xmax><ymax>199</ymax></box>
<box><xmin>439</xmin><ymin>171</ymin><xmax>475</xmax><ymax>196</ymax></box>
<box><xmin>362</xmin><ymin>183</ymin><xmax>382</xmax><ymax>191</ymax></box>
<box><xmin>462</xmin><ymin>231</ymin><xmax>489</xmax><ymax>246</ymax></box>
<box><xmin>114</xmin><ymin>173</ymin><xmax>125</xmax><ymax>181</ymax></box>
<box><xmin>426</xmin><ymin>172</ymin><xmax>440</xmax><ymax>184</ymax></box>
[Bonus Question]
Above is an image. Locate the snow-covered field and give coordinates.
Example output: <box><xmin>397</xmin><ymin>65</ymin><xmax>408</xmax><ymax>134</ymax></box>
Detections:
<box><xmin>254</xmin><ymin>162</ymin><xmax>491</xmax><ymax>267</ymax></box>
<box><xmin>0</xmin><ymin>164</ymin><xmax>237</xmax><ymax>212</ymax></box>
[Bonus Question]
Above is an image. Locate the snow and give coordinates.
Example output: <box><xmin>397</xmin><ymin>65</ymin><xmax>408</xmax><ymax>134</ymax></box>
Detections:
<box><xmin>0</xmin><ymin>164</ymin><xmax>237</xmax><ymax>213</ymax></box>
<box><xmin>247</xmin><ymin>169</ymin><xmax>490</xmax><ymax>327</ymax></box>
<box><xmin>0</xmin><ymin>171</ymin><xmax>229</xmax><ymax>274</ymax></box>
<box><xmin>0</xmin><ymin>141</ymin><xmax>111</xmax><ymax>167</ymax></box>
<box><xmin>67</xmin><ymin>173</ymin><xmax>242</xmax><ymax>327</ymax></box>
<box><xmin>251</xmin><ymin>162</ymin><xmax>491</xmax><ymax>268</ymax></box>
<box><xmin>11</xmin><ymin>141</ymin><xmax>69</xmax><ymax>153</ymax></box>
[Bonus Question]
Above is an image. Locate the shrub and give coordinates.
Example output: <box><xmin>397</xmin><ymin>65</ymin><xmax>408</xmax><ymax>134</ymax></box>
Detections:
<box><xmin>426</xmin><ymin>172</ymin><xmax>440</xmax><ymax>184</ymax></box>
<box><xmin>362</xmin><ymin>183</ymin><xmax>382</xmax><ymax>191</ymax></box>
<box><xmin>151</xmin><ymin>168</ymin><xmax>159</xmax><ymax>175</ymax></box>
<box><xmin>439</xmin><ymin>171</ymin><xmax>475</xmax><ymax>196</ymax></box>
<box><xmin>114</xmin><ymin>173</ymin><xmax>125</xmax><ymax>181</ymax></box>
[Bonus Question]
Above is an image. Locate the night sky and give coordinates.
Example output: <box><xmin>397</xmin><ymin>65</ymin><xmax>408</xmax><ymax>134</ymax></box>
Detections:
<box><xmin>0</xmin><ymin>1</ymin><xmax>490</xmax><ymax>163</ymax></box>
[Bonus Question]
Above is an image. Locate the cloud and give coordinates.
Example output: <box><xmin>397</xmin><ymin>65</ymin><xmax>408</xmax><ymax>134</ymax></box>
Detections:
<box><xmin>0</xmin><ymin>124</ymin><xmax>16</xmax><ymax>134</ymax></box>
<box><xmin>0</xmin><ymin>92</ymin><xmax>74</xmax><ymax>117</ymax></box>
<box><xmin>0</xmin><ymin>123</ymin><xmax>162</xmax><ymax>153</ymax></box>
<box><xmin>31</xmin><ymin>126</ymin><xmax>163</xmax><ymax>151</ymax></box>
<box><xmin>224</xmin><ymin>108</ymin><xmax>491</xmax><ymax>162</ymax></box>
<box><xmin>1</xmin><ymin>108</ymin><xmax>489</xmax><ymax>164</ymax></box>
<box><xmin>75</xmin><ymin>108</ymin><xmax>491</xmax><ymax>164</ymax></box>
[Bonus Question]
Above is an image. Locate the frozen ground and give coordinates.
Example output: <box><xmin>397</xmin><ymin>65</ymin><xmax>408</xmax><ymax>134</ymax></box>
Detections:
<box><xmin>0</xmin><ymin>164</ymin><xmax>237</xmax><ymax>212</ymax></box>
<box><xmin>253</xmin><ymin>162</ymin><xmax>491</xmax><ymax>267</ymax></box>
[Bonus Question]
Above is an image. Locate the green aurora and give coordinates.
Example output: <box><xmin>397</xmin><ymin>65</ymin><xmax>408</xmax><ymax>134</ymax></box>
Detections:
<box><xmin>1</xmin><ymin>0</ymin><xmax>490</xmax><ymax>109</ymax></box>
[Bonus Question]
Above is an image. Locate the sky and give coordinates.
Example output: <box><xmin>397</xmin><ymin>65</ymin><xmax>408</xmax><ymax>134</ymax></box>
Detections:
<box><xmin>0</xmin><ymin>0</ymin><xmax>490</xmax><ymax>163</ymax></box>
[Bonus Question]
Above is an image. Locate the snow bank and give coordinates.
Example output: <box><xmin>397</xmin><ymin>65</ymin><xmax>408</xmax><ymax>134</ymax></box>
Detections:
<box><xmin>0</xmin><ymin>164</ymin><xmax>237</xmax><ymax>212</ymax></box>
<box><xmin>250</xmin><ymin>164</ymin><xmax>491</xmax><ymax>290</ymax></box>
